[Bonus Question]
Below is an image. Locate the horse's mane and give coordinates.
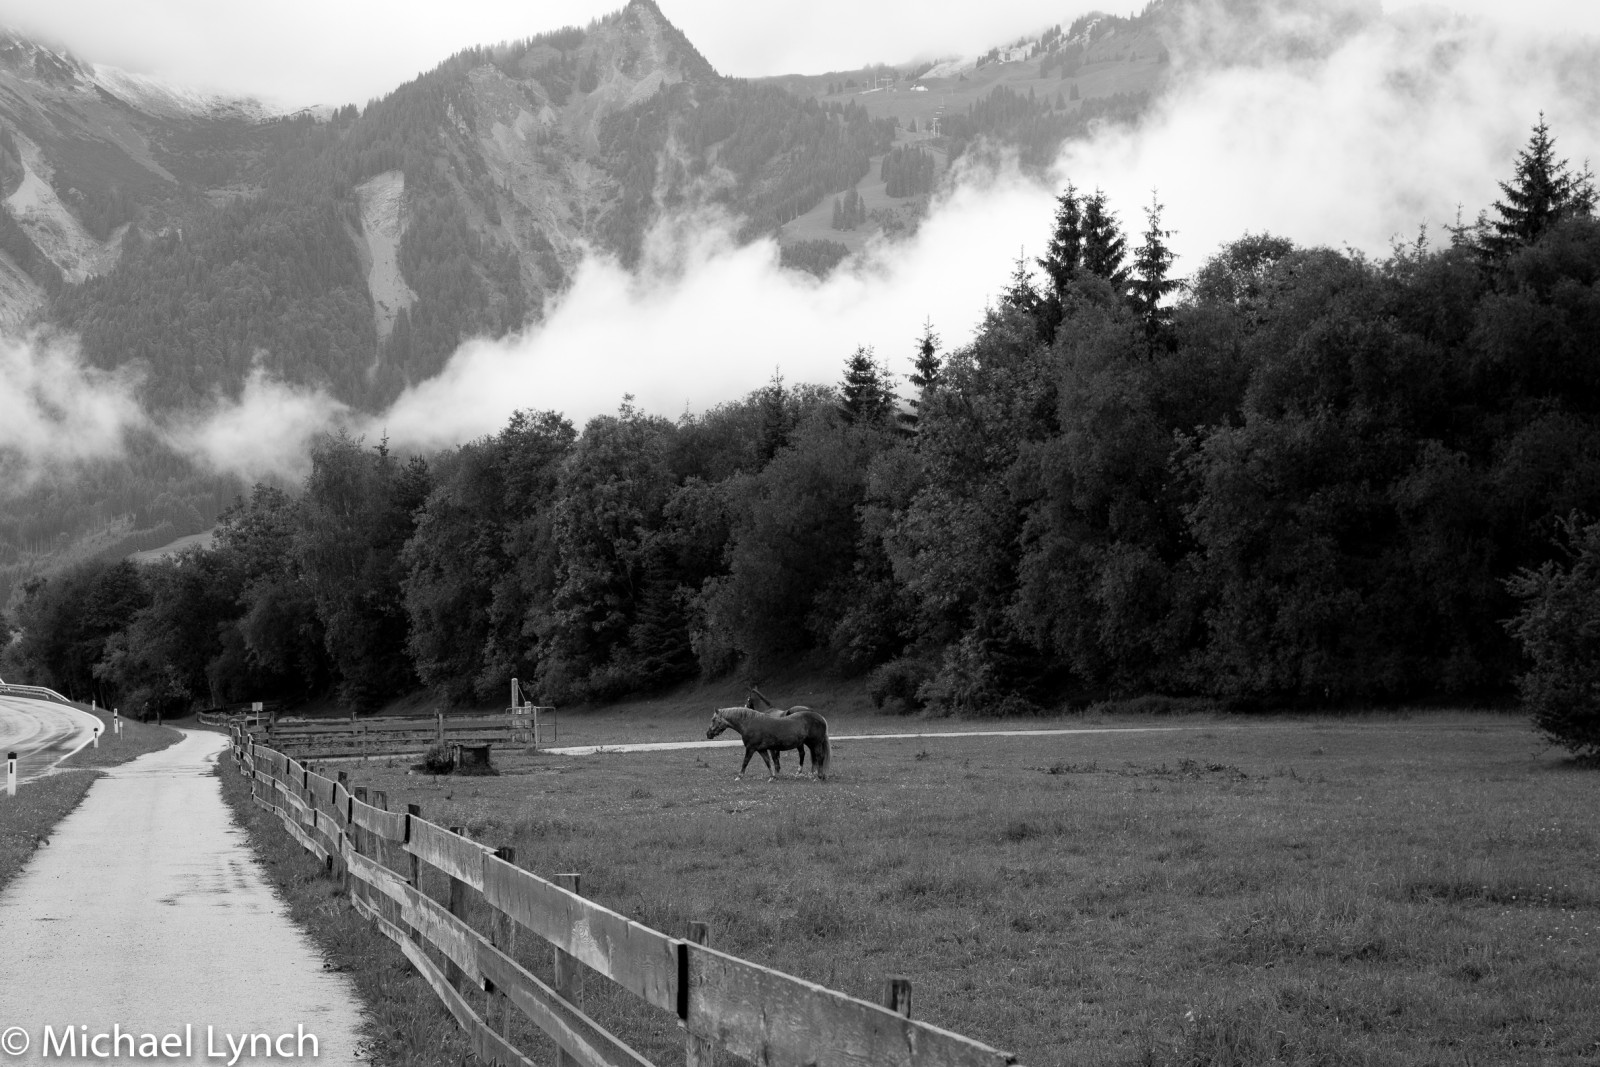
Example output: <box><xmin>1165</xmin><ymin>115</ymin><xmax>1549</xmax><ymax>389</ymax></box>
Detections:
<box><xmin>716</xmin><ymin>706</ymin><xmax>756</xmax><ymax>726</ymax></box>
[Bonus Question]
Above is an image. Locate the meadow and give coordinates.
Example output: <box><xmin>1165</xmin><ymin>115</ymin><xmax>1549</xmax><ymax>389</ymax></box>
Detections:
<box><xmin>228</xmin><ymin>707</ymin><xmax>1600</xmax><ymax>1067</ymax></box>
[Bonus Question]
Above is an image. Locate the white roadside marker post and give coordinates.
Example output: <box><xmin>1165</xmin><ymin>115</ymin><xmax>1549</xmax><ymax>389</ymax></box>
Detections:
<box><xmin>6</xmin><ymin>751</ymin><xmax>15</xmax><ymax>797</ymax></box>
<box><xmin>114</xmin><ymin>708</ymin><xmax>121</xmax><ymax>737</ymax></box>
<box><xmin>93</xmin><ymin>725</ymin><xmax>100</xmax><ymax>749</ymax></box>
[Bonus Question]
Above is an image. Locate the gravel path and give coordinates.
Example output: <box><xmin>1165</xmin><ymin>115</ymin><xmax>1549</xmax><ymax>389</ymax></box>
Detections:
<box><xmin>0</xmin><ymin>731</ymin><xmax>366</xmax><ymax>1065</ymax></box>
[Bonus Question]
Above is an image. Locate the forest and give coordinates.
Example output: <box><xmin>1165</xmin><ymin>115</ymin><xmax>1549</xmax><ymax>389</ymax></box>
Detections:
<box><xmin>6</xmin><ymin>121</ymin><xmax>1599</xmax><ymax>755</ymax></box>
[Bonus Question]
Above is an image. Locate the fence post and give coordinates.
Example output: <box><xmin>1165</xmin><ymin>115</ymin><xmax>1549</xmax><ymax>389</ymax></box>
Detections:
<box><xmin>446</xmin><ymin>826</ymin><xmax>471</xmax><ymax>994</ymax></box>
<box><xmin>351</xmin><ymin>786</ymin><xmax>368</xmax><ymax>908</ymax></box>
<box><xmin>436</xmin><ymin>712</ymin><xmax>444</xmax><ymax>743</ymax></box>
<box><xmin>404</xmin><ymin>804</ymin><xmax>423</xmax><ymax>943</ymax></box>
<box><xmin>554</xmin><ymin>873</ymin><xmax>584</xmax><ymax>1067</ymax></box>
<box><xmin>685</xmin><ymin>921</ymin><xmax>713</xmax><ymax>1067</ymax></box>
<box><xmin>883</xmin><ymin>977</ymin><xmax>913</xmax><ymax>1018</ymax></box>
<box><xmin>490</xmin><ymin>846</ymin><xmax>517</xmax><ymax>1039</ymax></box>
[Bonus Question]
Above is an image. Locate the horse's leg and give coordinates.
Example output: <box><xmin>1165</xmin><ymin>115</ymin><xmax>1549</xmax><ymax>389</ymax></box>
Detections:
<box><xmin>738</xmin><ymin>745</ymin><xmax>757</xmax><ymax>779</ymax></box>
<box><xmin>770</xmin><ymin>749</ymin><xmax>782</xmax><ymax>780</ymax></box>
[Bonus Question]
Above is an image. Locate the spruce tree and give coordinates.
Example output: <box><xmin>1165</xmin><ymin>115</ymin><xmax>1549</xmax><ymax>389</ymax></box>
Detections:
<box><xmin>1490</xmin><ymin>114</ymin><xmax>1598</xmax><ymax>253</ymax></box>
<box><xmin>1003</xmin><ymin>250</ymin><xmax>1041</xmax><ymax>316</ymax></box>
<box><xmin>1081</xmin><ymin>189</ymin><xmax>1129</xmax><ymax>290</ymax></box>
<box><xmin>839</xmin><ymin>346</ymin><xmax>897</xmax><ymax>424</ymax></box>
<box><xmin>1129</xmin><ymin>193</ymin><xmax>1180</xmax><ymax>344</ymax></box>
<box><xmin>1038</xmin><ymin>183</ymin><xmax>1083</xmax><ymax>296</ymax></box>
<box><xmin>900</xmin><ymin>320</ymin><xmax>942</xmax><ymax>433</ymax></box>
<box><xmin>1036</xmin><ymin>183</ymin><xmax>1082</xmax><ymax>340</ymax></box>
<box><xmin>757</xmin><ymin>370</ymin><xmax>790</xmax><ymax>464</ymax></box>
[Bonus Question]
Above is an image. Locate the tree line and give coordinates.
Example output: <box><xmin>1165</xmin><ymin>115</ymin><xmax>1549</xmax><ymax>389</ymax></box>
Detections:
<box><xmin>6</xmin><ymin>120</ymin><xmax>1599</xmax><ymax>755</ymax></box>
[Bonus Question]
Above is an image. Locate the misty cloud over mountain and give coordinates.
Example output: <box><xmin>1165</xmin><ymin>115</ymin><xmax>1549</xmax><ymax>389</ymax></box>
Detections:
<box><xmin>3</xmin><ymin>0</ymin><xmax>1599</xmax><ymax>491</ymax></box>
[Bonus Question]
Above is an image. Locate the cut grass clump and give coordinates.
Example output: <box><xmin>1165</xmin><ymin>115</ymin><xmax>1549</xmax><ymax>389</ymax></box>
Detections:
<box><xmin>1400</xmin><ymin>877</ymin><xmax>1598</xmax><ymax>910</ymax></box>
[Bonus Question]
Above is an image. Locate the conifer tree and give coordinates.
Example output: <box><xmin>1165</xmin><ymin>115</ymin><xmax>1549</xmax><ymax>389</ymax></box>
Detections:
<box><xmin>1003</xmin><ymin>250</ymin><xmax>1041</xmax><ymax>316</ymax></box>
<box><xmin>1035</xmin><ymin>183</ymin><xmax>1082</xmax><ymax>340</ymax></box>
<box><xmin>757</xmin><ymin>370</ymin><xmax>790</xmax><ymax>464</ymax></box>
<box><xmin>1038</xmin><ymin>183</ymin><xmax>1083</xmax><ymax>296</ymax></box>
<box><xmin>1489</xmin><ymin>114</ymin><xmax>1597</xmax><ymax>254</ymax></box>
<box><xmin>1081</xmin><ymin>189</ymin><xmax>1129</xmax><ymax>289</ymax></box>
<box><xmin>900</xmin><ymin>320</ymin><xmax>942</xmax><ymax>433</ymax></box>
<box><xmin>839</xmin><ymin>346</ymin><xmax>897</xmax><ymax>424</ymax></box>
<box><xmin>1129</xmin><ymin>193</ymin><xmax>1180</xmax><ymax>343</ymax></box>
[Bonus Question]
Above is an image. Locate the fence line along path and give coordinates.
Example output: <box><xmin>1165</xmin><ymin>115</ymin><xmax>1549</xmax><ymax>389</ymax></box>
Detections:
<box><xmin>234</xmin><ymin>726</ymin><xmax>1020</xmax><ymax>1067</ymax></box>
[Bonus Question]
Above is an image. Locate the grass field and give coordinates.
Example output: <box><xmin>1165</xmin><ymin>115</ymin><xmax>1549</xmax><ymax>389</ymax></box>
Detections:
<box><xmin>247</xmin><ymin>706</ymin><xmax>1599</xmax><ymax>1066</ymax></box>
<box><xmin>0</xmin><ymin>708</ymin><xmax>181</xmax><ymax>895</ymax></box>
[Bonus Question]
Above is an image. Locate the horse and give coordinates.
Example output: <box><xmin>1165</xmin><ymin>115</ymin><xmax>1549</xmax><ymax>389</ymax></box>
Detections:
<box><xmin>707</xmin><ymin>706</ymin><xmax>831</xmax><ymax>781</ymax></box>
<box><xmin>744</xmin><ymin>688</ymin><xmax>812</xmax><ymax>770</ymax></box>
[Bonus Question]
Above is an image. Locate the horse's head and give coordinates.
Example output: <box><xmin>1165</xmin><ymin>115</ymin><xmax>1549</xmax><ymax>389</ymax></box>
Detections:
<box><xmin>706</xmin><ymin>710</ymin><xmax>731</xmax><ymax>739</ymax></box>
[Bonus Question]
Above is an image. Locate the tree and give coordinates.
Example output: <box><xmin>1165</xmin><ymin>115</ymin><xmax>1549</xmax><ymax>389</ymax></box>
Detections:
<box><xmin>1036</xmin><ymin>183</ymin><xmax>1083</xmax><ymax>338</ymax></box>
<box><xmin>756</xmin><ymin>370</ymin><xmax>792</xmax><ymax>463</ymax></box>
<box><xmin>297</xmin><ymin>433</ymin><xmax>429</xmax><ymax>712</ymax></box>
<box><xmin>1002</xmin><ymin>251</ymin><xmax>1041</xmax><ymax>316</ymax></box>
<box><xmin>1488</xmin><ymin>114</ymin><xmax>1597</xmax><ymax>254</ymax></box>
<box><xmin>1129</xmin><ymin>193</ymin><xmax>1180</xmax><ymax>343</ymax></box>
<box><xmin>901</xmin><ymin>320</ymin><xmax>943</xmax><ymax>432</ymax></box>
<box><xmin>1506</xmin><ymin>515</ymin><xmax>1600</xmax><ymax>759</ymax></box>
<box><xmin>1080</xmin><ymin>190</ymin><xmax>1128</xmax><ymax>288</ymax></box>
<box><xmin>839</xmin><ymin>346</ymin><xmax>897</xmax><ymax>425</ymax></box>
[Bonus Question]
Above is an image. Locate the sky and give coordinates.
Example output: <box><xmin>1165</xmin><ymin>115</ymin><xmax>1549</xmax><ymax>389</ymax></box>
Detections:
<box><xmin>4</xmin><ymin>0</ymin><xmax>1600</xmax><ymax>486</ymax></box>
<box><xmin>0</xmin><ymin>0</ymin><xmax>1596</xmax><ymax>109</ymax></box>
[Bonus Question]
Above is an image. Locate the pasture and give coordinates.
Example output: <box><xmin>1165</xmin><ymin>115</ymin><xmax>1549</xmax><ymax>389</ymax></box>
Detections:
<box><xmin>254</xmin><ymin>712</ymin><xmax>1597</xmax><ymax>1066</ymax></box>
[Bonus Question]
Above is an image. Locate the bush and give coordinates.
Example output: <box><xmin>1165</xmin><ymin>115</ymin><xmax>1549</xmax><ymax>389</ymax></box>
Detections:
<box><xmin>417</xmin><ymin>742</ymin><xmax>455</xmax><ymax>774</ymax></box>
<box><xmin>867</xmin><ymin>656</ymin><xmax>935</xmax><ymax>712</ymax></box>
<box><xmin>1506</xmin><ymin>515</ymin><xmax>1600</xmax><ymax>761</ymax></box>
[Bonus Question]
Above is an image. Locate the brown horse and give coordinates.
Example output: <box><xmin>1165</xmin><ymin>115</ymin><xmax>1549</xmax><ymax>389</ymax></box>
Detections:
<box><xmin>707</xmin><ymin>706</ymin><xmax>831</xmax><ymax>781</ymax></box>
<box><xmin>744</xmin><ymin>688</ymin><xmax>811</xmax><ymax>771</ymax></box>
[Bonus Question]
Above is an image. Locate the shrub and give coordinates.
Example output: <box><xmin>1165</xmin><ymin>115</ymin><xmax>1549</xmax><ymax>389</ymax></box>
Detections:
<box><xmin>417</xmin><ymin>742</ymin><xmax>456</xmax><ymax>774</ymax></box>
<box><xmin>1506</xmin><ymin>515</ymin><xmax>1600</xmax><ymax>760</ymax></box>
<box><xmin>867</xmin><ymin>656</ymin><xmax>935</xmax><ymax>712</ymax></box>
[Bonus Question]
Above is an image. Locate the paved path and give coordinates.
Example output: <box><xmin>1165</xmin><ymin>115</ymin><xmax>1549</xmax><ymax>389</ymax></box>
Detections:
<box><xmin>0</xmin><ymin>695</ymin><xmax>102</xmax><ymax>783</ymax></box>
<box><xmin>0</xmin><ymin>731</ymin><xmax>366</xmax><ymax>1065</ymax></box>
<box><xmin>546</xmin><ymin>725</ymin><xmax>1199</xmax><ymax>756</ymax></box>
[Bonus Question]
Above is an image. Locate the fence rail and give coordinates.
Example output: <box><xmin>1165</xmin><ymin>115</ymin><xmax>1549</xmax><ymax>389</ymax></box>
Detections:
<box><xmin>245</xmin><ymin>709</ymin><xmax>550</xmax><ymax>759</ymax></box>
<box><xmin>231</xmin><ymin>727</ymin><xmax>1019</xmax><ymax>1067</ymax></box>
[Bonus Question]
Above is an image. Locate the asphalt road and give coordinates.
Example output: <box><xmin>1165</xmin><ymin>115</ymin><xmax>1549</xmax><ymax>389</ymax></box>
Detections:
<box><xmin>0</xmin><ymin>731</ymin><xmax>366</xmax><ymax>1064</ymax></box>
<box><xmin>0</xmin><ymin>695</ymin><xmax>102</xmax><ymax>783</ymax></box>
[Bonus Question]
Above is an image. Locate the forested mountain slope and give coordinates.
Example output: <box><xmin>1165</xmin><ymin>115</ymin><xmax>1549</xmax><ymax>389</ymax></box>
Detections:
<box><xmin>0</xmin><ymin>0</ymin><xmax>1172</xmax><ymax>606</ymax></box>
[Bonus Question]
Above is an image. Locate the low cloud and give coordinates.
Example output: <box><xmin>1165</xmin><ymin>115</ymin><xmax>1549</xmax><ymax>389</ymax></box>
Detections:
<box><xmin>166</xmin><ymin>367</ymin><xmax>352</xmax><ymax>484</ymax></box>
<box><xmin>0</xmin><ymin>331</ymin><xmax>148</xmax><ymax>493</ymax></box>
<box><xmin>6</xmin><ymin>0</ymin><xmax>1600</xmax><ymax>486</ymax></box>
<box><xmin>373</xmin><ymin>0</ymin><xmax>1600</xmax><ymax>447</ymax></box>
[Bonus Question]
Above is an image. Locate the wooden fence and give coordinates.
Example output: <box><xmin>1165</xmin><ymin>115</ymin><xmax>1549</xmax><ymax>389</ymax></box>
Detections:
<box><xmin>231</xmin><ymin>727</ymin><xmax>1019</xmax><ymax>1067</ymax></box>
<box><xmin>245</xmin><ymin>709</ymin><xmax>552</xmax><ymax>760</ymax></box>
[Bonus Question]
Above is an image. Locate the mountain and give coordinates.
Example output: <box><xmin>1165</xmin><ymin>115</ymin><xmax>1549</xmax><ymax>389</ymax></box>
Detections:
<box><xmin>0</xmin><ymin>0</ymin><xmax>1171</xmax><ymax>606</ymax></box>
